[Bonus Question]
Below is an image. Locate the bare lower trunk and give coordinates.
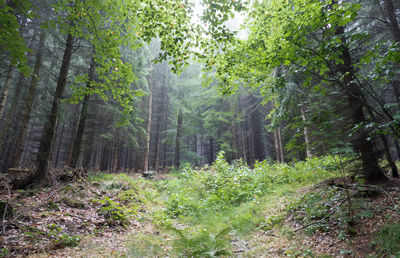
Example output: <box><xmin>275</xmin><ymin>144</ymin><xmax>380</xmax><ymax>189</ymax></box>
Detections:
<box><xmin>209</xmin><ymin>136</ymin><xmax>214</xmax><ymax>164</ymax></box>
<box><xmin>300</xmin><ymin>106</ymin><xmax>313</xmax><ymax>158</ymax></box>
<box><xmin>11</xmin><ymin>32</ymin><xmax>46</xmax><ymax>168</ymax></box>
<box><xmin>278</xmin><ymin>126</ymin><xmax>284</xmax><ymax>162</ymax></box>
<box><xmin>144</xmin><ymin>71</ymin><xmax>153</xmax><ymax>172</ymax></box>
<box><xmin>174</xmin><ymin>110</ymin><xmax>183</xmax><ymax>168</ymax></box>
<box><xmin>0</xmin><ymin>64</ymin><xmax>15</xmax><ymax>118</ymax></box>
<box><xmin>112</xmin><ymin>142</ymin><xmax>118</xmax><ymax>173</ymax></box>
<box><xmin>274</xmin><ymin>131</ymin><xmax>281</xmax><ymax>163</ymax></box>
<box><xmin>35</xmin><ymin>30</ymin><xmax>74</xmax><ymax>184</ymax></box>
<box><xmin>70</xmin><ymin>57</ymin><xmax>95</xmax><ymax>168</ymax></box>
<box><xmin>335</xmin><ymin>25</ymin><xmax>386</xmax><ymax>181</ymax></box>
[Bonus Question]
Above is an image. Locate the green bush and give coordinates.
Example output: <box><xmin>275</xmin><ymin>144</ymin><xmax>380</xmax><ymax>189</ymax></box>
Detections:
<box><xmin>164</xmin><ymin>152</ymin><xmax>339</xmax><ymax>218</ymax></box>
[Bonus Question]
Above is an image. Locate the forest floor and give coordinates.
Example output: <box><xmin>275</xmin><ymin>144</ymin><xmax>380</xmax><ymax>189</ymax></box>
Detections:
<box><xmin>1</xmin><ymin>170</ymin><xmax>400</xmax><ymax>257</ymax></box>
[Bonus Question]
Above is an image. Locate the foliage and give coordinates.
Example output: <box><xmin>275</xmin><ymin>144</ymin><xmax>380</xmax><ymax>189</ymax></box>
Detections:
<box><xmin>168</xmin><ymin>225</ymin><xmax>232</xmax><ymax>257</ymax></box>
<box><xmin>0</xmin><ymin>0</ymin><xmax>33</xmax><ymax>73</ymax></box>
<box><xmin>94</xmin><ymin>173</ymin><xmax>144</xmax><ymax>225</ymax></box>
<box><xmin>373</xmin><ymin>223</ymin><xmax>400</xmax><ymax>257</ymax></box>
<box><xmin>98</xmin><ymin>193</ymin><xmax>140</xmax><ymax>225</ymax></box>
<box><xmin>285</xmin><ymin>187</ymin><xmax>345</xmax><ymax>235</ymax></box>
<box><xmin>165</xmin><ymin>152</ymin><xmax>339</xmax><ymax>218</ymax></box>
<box><xmin>0</xmin><ymin>248</ymin><xmax>9</xmax><ymax>257</ymax></box>
<box><xmin>53</xmin><ymin>233</ymin><xmax>81</xmax><ymax>247</ymax></box>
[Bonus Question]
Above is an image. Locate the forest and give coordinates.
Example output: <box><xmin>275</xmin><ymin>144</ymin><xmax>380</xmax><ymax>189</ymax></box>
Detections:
<box><xmin>0</xmin><ymin>0</ymin><xmax>400</xmax><ymax>257</ymax></box>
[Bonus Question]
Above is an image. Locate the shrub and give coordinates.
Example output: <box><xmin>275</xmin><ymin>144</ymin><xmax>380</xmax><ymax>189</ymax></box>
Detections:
<box><xmin>164</xmin><ymin>152</ymin><xmax>339</xmax><ymax>218</ymax></box>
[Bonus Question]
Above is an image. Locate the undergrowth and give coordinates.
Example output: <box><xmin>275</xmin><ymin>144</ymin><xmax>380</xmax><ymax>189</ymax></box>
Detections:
<box><xmin>164</xmin><ymin>152</ymin><xmax>340</xmax><ymax>219</ymax></box>
<box><xmin>148</xmin><ymin>152</ymin><xmax>343</xmax><ymax>256</ymax></box>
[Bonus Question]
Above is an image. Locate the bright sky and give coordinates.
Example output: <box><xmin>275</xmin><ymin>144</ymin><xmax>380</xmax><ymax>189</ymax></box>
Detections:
<box><xmin>191</xmin><ymin>0</ymin><xmax>248</xmax><ymax>40</ymax></box>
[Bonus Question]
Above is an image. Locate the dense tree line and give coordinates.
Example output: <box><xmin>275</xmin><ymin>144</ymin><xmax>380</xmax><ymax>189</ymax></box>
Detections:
<box><xmin>0</xmin><ymin>0</ymin><xmax>275</xmax><ymax>187</ymax></box>
<box><xmin>0</xmin><ymin>0</ymin><xmax>399</xmax><ymax>186</ymax></box>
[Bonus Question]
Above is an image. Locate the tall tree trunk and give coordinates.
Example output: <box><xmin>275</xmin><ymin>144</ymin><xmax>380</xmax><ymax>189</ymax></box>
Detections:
<box><xmin>230</xmin><ymin>101</ymin><xmax>238</xmax><ymax>161</ymax></box>
<box><xmin>70</xmin><ymin>57</ymin><xmax>95</xmax><ymax>168</ymax></box>
<box><xmin>10</xmin><ymin>32</ymin><xmax>46</xmax><ymax>168</ymax></box>
<box><xmin>144</xmin><ymin>71</ymin><xmax>153</xmax><ymax>172</ymax></box>
<box><xmin>382</xmin><ymin>0</ymin><xmax>400</xmax><ymax>43</ymax></box>
<box><xmin>0</xmin><ymin>28</ymin><xmax>40</xmax><ymax>163</ymax></box>
<box><xmin>35</xmin><ymin>30</ymin><xmax>74</xmax><ymax>183</ymax></box>
<box><xmin>54</xmin><ymin>122</ymin><xmax>65</xmax><ymax>167</ymax></box>
<box><xmin>250</xmin><ymin>97</ymin><xmax>264</xmax><ymax>161</ymax></box>
<box><xmin>112</xmin><ymin>142</ymin><xmax>118</xmax><ymax>173</ymax></box>
<box><xmin>0</xmin><ymin>64</ymin><xmax>15</xmax><ymax>118</ymax></box>
<box><xmin>394</xmin><ymin>139</ymin><xmax>400</xmax><ymax>160</ymax></box>
<box><xmin>209</xmin><ymin>136</ymin><xmax>214</xmax><ymax>164</ymax></box>
<box><xmin>300</xmin><ymin>105</ymin><xmax>313</xmax><ymax>158</ymax></box>
<box><xmin>161</xmin><ymin>112</ymin><xmax>169</xmax><ymax>169</ymax></box>
<box><xmin>240</xmin><ymin>122</ymin><xmax>247</xmax><ymax>162</ymax></box>
<box><xmin>277</xmin><ymin>126</ymin><xmax>284</xmax><ymax>162</ymax></box>
<box><xmin>274</xmin><ymin>131</ymin><xmax>281</xmax><ymax>163</ymax></box>
<box><xmin>154</xmin><ymin>97</ymin><xmax>167</xmax><ymax>171</ymax></box>
<box><xmin>66</xmin><ymin>104</ymin><xmax>80</xmax><ymax>165</ymax></box>
<box><xmin>381</xmin><ymin>135</ymin><xmax>399</xmax><ymax>177</ymax></box>
<box><xmin>0</xmin><ymin>73</ymin><xmax>24</xmax><ymax>168</ymax></box>
<box><xmin>335</xmin><ymin>25</ymin><xmax>386</xmax><ymax>181</ymax></box>
<box><xmin>174</xmin><ymin>109</ymin><xmax>183</xmax><ymax>169</ymax></box>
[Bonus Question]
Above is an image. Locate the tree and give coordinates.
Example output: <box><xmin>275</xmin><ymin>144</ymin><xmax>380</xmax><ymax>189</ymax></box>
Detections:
<box><xmin>203</xmin><ymin>0</ymin><xmax>393</xmax><ymax>181</ymax></box>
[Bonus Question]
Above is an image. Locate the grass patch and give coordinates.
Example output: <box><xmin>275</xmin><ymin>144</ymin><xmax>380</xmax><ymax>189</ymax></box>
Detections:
<box><xmin>127</xmin><ymin>232</ymin><xmax>167</xmax><ymax>257</ymax></box>
<box><xmin>146</xmin><ymin>153</ymin><xmax>342</xmax><ymax>255</ymax></box>
<box><xmin>373</xmin><ymin>223</ymin><xmax>400</xmax><ymax>256</ymax></box>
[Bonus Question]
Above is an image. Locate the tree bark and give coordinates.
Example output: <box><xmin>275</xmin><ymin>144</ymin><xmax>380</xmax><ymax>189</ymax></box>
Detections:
<box><xmin>0</xmin><ymin>73</ymin><xmax>25</xmax><ymax>167</ymax></box>
<box><xmin>35</xmin><ymin>30</ymin><xmax>74</xmax><ymax>183</ymax></box>
<box><xmin>144</xmin><ymin>71</ymin><xmax>153</xmax><ymax>172</ymax></box>
<box><xmin>277</xmin><ymin>126</ymin><xmax>284</xmax><ymax>162</ymax></box>
<box><xmin>335</xmin><ymin>25</ymin><xmax>386</xmax><ymax>181</ymax></box>
<box><xmin>0</xmin><ymin>64</ymin><xmax>15</xmax><ymax>118</ymax></box>
<box><xmin>274</xmin><ymin>131</ymin><xmax>281</xmax><ymax>163</ymax></box>
<box><xmin>250</xmin><ymin>96</ymin><xmax>264</xmax><ymax>161</ymax></box>
<box><xmin>154</xmin><ymin>86</ymin><xmax>167</xmax><ymax>171</ymax></box>
<box><xmin>300</xmin><ymin>105</ymin><xmax>313</xmax><ymax>158</ymax></box>
<box><xmin>174</xmin><ymin>109</ymin><xmax>183</xmax><ymax>169</ymax></box>
<box><xmin>209</xmin><ymin>136</ymin><xmax>214</xmax><ymax>164</ymax></box>
<box><xmin>70</xmin><ymin>56</ymin><xmax>95</xmax><ymax>168</ymax></box>
<box><xmin>381</xmin><ymin>135</ymin><xmax>399</xmax><ymax>177</ymax></box>
<box><xmin>10</xmin><ymin>32</ymin><xmax>46</xmax><ymax>168</ymax></box>
<box><xmin>112</xmin><ymin>142</ymin><xmax>118</xmax><ymax>173</ymax></box>
<box><xmin>54</xmin><ymin>122</ymin><xmax>65</xmax><ymax>167</ymax></box>
<box><xmin>382</xmin><ymin>0</ymin><xmax>400</xmax><ymax>43</ymax></box>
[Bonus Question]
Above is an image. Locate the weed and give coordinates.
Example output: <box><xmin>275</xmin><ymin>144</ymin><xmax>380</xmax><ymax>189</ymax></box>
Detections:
<box><xmin>61</xmin><ymin>197</ymin><xmax>85</xmax><ymax>209</ymax></box>
<box><xmin>53</xmin><ymin>233</ymin><xmax>81</xmax><ymax>247</ymax></box>
<box><xmin>373</xmin><ymin>223</ymin><xmax>400</xmax><ymax>256</ymax></box>
<box><xmin>47</xmin><ymin>200</ymin><xmax>60</xmax><ymax>210</ymax></box>
<box><xmin>169</xmin><ymin>225</ymin><xmax>232</xmax><ymax>257</ymax></box>
<box><xmin>98</xmin><ymin>196</ymin><xmax>139</xmax><ymax>225</ymax></box>
<box><xmin>0</xmin><ymin>248</ymin><xmax>9</xmax><ymax>257</ymax></box>
<box><xmin>261</xmin><ymin>214</ymin><xmax>285</xmax><ymax>231</ymax></box>
<box><xmin>164</xmin><ymin>153</ymin><xmax>339</xmax><ymax>219</ymax></box>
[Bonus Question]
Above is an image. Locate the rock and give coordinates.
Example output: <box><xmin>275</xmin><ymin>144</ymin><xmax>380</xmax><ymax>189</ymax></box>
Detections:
<box><xmin>142</xmin><ymin>171</ymin><xmax>157</xmax><ymax>179</ymax></box>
